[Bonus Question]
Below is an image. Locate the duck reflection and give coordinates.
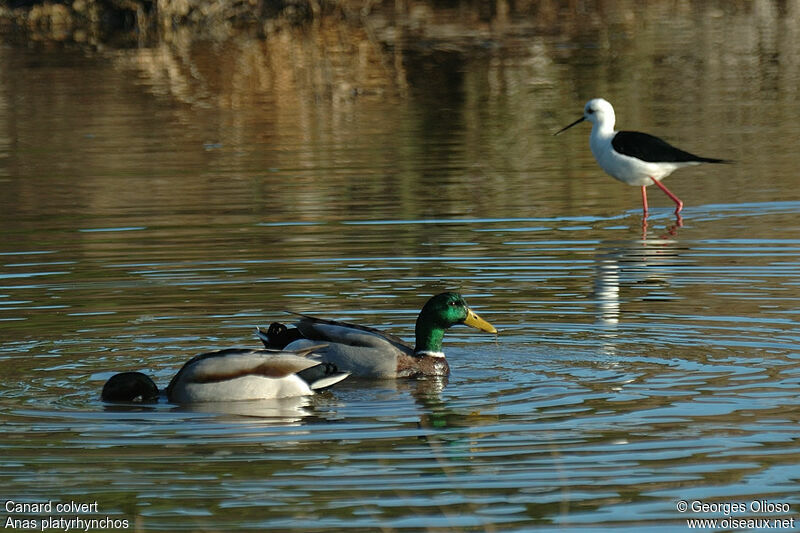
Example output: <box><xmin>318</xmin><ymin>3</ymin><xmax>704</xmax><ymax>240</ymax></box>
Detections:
<box><xmin>178</xmin><ymin>395</ymin><xmax>314</xmax><ymax>420</ymax></box>
<box><xmin>398</xmin><ymin>374</ymin><xmax>502</xmax><ymax>463</ymax></box>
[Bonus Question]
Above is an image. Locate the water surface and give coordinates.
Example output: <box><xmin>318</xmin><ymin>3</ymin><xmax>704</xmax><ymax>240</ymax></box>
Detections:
<box><xmin>2</xmin><ymin>2</ymin><xmax>800</xmax><ymax>531</ymax></box>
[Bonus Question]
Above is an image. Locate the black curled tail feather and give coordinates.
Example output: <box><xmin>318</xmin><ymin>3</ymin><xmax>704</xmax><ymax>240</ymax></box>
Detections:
<box><xmin>256</xmin><ymin>322</ymin><xmax>303</xmax><ymax>349</ymax></box>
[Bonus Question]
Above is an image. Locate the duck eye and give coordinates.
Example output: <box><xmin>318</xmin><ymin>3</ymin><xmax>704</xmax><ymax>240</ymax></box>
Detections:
<box><xmin>587</xmin><ymin>108</ymin><xmax>595</xmax><ymax>114</ymax></box>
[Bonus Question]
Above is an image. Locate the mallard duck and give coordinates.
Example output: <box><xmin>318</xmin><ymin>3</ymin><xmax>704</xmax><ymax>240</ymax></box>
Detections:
<box><xmin>256</xmin><ymin>292</ymin><xmax>497</xmax><ymax>378</ymax></box>
<box><xmin>101</xmin><ymin>371</ymin><xmax>160</xmax><ymax>403</ymax></box>
<box><xmin>165</xmin><ymin>346</ymin><xmax>349</xmax><ymax>403</ymax></box>
<box><xmin>101</xmin><ymin>347</ymin><xmax>349</xmax><ymax>404</ymax></box>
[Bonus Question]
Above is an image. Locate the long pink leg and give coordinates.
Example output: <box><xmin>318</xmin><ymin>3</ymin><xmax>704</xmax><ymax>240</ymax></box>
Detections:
<box><xmin>651</xmin><ymin>179</ymin><xmax>683</xmax><ymax>214</ymax></box>
<box><xmin>640</xmin><ymin>186</ymin><xmax>649</xmax><ymax>214</ymax></box>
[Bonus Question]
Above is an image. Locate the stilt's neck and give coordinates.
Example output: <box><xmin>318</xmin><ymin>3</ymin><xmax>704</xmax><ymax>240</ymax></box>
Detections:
<box><xmin>592</xmin><ymin>115</ymin><xmax>616</xmax><ymax>139</ymax></box>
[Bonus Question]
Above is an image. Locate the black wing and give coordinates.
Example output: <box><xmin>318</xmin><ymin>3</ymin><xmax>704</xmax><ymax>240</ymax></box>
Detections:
<box><xmin>612</xmin><ymin>131</ymin><xmax>727</xmax><ymax>164</ymax></box>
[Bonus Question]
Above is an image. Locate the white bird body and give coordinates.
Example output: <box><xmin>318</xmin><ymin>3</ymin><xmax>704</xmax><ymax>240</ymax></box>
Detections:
<box><xmin>589</xmin><ymin>128</ymin><xmax>697</xmax><ymax>186</ymax></box>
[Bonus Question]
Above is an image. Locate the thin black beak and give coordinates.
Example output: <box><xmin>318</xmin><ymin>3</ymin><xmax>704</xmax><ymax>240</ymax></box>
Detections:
<box><xmin>554</xmin><ymin>116</ymin><xmax>585</xmax><ymax>136</ymax></box>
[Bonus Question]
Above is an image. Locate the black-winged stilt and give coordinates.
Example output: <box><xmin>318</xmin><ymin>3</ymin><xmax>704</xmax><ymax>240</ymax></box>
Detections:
<box><xmin>555</xmin><ymin>98</ymin><xmax>730</xmax><ymax>216</ymax></box>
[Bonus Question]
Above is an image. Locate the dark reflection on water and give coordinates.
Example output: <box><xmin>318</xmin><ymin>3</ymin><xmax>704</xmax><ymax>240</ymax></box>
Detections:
<box><xmin>3</xmin><ymin>1</ymin><xmax>800</xmax><ymax>530</ymax></box>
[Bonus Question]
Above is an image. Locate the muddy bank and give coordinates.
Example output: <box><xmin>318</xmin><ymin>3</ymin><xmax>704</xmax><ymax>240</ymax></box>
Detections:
<box><xmin>0</xmin><ymin>0</ymin><xmax>343</xmax><ymax>46</ymax></box>
<box><xmin>0</xmin><ymin>0</ymin><xmax>577</xmax><ymax>48</ymax></box>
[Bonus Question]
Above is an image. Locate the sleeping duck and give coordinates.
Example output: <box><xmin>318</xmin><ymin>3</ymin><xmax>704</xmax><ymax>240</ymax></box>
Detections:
<box><xmin>101</xmin><ymin>346</ymin><xmax>349</xmax><ymax>403</ymax></box>
<box><xmin>257</xmin><ymin>292</ymin><xmax>497</xmax><ymax>378</ymax></box>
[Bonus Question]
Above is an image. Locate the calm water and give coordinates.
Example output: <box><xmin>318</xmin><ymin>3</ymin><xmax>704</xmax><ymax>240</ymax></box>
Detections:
<box><xmin>2</xmin><ymin>2</ymin><xmax>800</xmax><ymax>531</ymax></box>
